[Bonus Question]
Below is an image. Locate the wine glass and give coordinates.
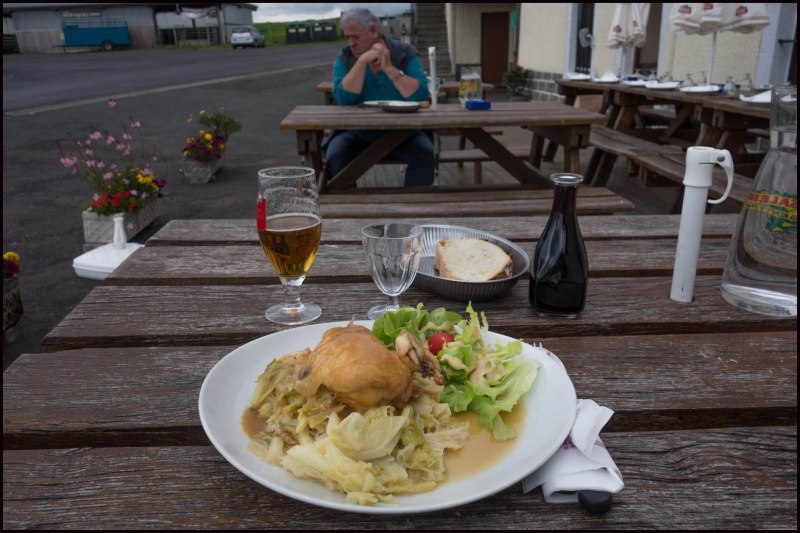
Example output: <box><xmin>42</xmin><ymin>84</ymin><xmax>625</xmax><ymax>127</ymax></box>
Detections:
<box><xmin>361</xmin><ymin>222</ymin><xmax>423</xmax><ymax>319</ymax></box>
<box><xmin>256</xmin><ymin>167</ymin><xmax>322</xmax><ymax>325</ymax></box>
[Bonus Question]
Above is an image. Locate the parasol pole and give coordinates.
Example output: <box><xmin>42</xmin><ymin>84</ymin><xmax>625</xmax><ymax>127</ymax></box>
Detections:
<box><xmin>708</xmin><ymin>31</ymin><xmax>717</xmax><ymax>84</ymax></box>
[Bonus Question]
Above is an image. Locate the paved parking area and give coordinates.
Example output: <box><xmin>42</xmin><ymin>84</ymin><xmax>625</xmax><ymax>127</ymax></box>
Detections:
<box><xmin>3</xmin><ymin>55</ymin><xmax>334</xmax><ymax>369</ymax></box>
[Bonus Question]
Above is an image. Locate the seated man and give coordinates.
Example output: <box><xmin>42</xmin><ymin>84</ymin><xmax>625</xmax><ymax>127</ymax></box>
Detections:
<box><xmin>325</xmin><ymin>8</ymin><xmax>434</xmax><ymax>187</ymax></box>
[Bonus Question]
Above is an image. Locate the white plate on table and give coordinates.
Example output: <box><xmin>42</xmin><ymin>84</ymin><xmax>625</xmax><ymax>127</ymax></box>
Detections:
<box><xmin>363</xmin><ymin>100</ymin><xmax>421</xmax><ymax>113</ymax></box>
<box><xmin>680</xmin><ymin>85</ymin><xmax>721</xmax><ymax>95</ymax></box>
<box><xmin>199</xmin><ymin>321</ymin><xmax>577</xmax><ymax>515</ymax></box>
<box><xmin>565</xmin><ymin>73</ymin><xmax>591</xmax><ymax>81</ymax></box>
<box><xmin>645</xmin><ymin>81</ymin><xmax>680</xmax><ymax>90</ymax></box>
<box><xmin>622</xmin><ymin>80</ymin><xmax>647</xmax><ymax>87</ymax></box>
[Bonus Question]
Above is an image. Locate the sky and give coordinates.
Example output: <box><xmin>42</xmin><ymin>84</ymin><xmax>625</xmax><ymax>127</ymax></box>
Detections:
<box><xmin>252</xmin><ymin>3</ymin><xmax>411</xmax><ymax>23</ymax></box>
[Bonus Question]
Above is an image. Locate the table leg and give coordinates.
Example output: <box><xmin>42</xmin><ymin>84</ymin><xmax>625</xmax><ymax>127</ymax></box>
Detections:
<box><xmin>325</xmin><ymin>130</ymin><xmax>414</xmax><ymax>190</ymax></box>
<box><xmin>458</xmin><ymin>128</ymin><xmax>548</xmax><ymax>186</ymax></box>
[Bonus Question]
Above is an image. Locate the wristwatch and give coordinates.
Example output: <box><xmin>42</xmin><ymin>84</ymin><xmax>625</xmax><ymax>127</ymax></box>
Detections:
<box><xmin>391</xmin><ymin>70</ymin><xmax>405</xmax><ymax>83</ymax></box>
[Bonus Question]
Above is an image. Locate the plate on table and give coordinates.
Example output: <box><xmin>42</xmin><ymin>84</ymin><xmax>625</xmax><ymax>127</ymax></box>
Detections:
<box><xmin>412</xmin><ymin>224</ymin><xmax>530</xmax><ymax>303</ymax></box>
<box><xmin>622</xmin><ymin>80</ymin><xmax>647</xmax><ymax>87</ymax></box>
<box><xmin>680</xmin><ymin>85</ymin><xmax>721</xmax><ymax>95</ymax></box>
<box><xmin>199</xmin><ymin>321</ymin><xmax>577</xmax><ymax>515</ymax></box>
<box><xmin>645</xmin><ymin>81</ymin><xmax>680</xmax><ymax>90</ymax></box>
<box><xmin>565</xmin><ymin>73</ymin><xmax>591</xmax><ymax>81</ymax></box>
<box><xmin>363</xmin><ymin>100</ymin><xmax>421</xmax><ymax>113</ymax></box>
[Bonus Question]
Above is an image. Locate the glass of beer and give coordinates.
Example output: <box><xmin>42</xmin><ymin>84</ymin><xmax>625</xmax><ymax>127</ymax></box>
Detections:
<box><xmin>256</xmin><ymin>167</ymin><xmax>322</xmax><ymax>325</ymax></box>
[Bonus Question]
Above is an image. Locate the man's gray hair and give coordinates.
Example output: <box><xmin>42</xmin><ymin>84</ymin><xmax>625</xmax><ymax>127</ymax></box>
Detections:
<box><xmin>341</xmin><ymin>7</ymin><xmax>381</xmax><ymax>31</ymax></box>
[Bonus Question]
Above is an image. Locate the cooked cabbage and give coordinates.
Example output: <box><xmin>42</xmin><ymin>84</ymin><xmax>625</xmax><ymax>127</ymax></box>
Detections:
<box><xmin>247</xmin><ymin>352</ymin><xmax>469</xmax><ymax>505</ymax></box>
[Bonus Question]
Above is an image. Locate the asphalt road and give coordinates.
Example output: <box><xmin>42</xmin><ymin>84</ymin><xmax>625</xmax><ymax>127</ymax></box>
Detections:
<box><xmin>2</xmin><ymin>43</ymin><xmax>343</xmax><ymax>370</ymax></box>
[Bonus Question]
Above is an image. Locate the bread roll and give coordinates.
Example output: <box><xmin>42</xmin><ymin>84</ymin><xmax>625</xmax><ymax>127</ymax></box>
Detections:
<box><xmin>433</xmin><ymin>238</ymin><xmax>513</xmax><ymax>281</ymax></box>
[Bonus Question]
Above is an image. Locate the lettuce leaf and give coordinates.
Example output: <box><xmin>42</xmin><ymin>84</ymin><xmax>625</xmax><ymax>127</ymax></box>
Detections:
<box><xmin>376</xmin><ymin>302</ymin><xmax>540</xmax><ymax>441</ymax></box>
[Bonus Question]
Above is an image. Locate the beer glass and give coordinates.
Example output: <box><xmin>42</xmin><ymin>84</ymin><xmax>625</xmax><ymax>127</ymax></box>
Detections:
<box><xmin>361</xmin><ymin>222</ymin><xmax>423</xmax><ymax>319</ymax></box>
<box><xmin>256</xmin><ymin>167</ymin><xmax>322</xmax><ymax>325</ymax></box>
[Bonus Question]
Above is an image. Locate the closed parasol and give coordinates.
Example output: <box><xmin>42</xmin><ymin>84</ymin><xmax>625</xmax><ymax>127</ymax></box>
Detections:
<box><xmin>607</xmin><ymin>3</ymin><xmax>651</xmax><ymax>77</ymax></box>
<box><xmin>669</xmin><ymin>3</ymin><xmax>770</xmax><ymax>83</ymax></box>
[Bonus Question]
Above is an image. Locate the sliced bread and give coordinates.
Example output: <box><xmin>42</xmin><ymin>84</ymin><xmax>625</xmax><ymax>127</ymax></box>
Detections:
<box><xmin>433</xmin><ymin>238</ymin><xmax>513</xmax><ymax>281</ymax></box>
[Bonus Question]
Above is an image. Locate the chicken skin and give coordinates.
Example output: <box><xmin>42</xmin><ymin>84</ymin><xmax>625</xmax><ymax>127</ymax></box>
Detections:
<box><xmin>293</xmin><ymin>323</ymin><xmax>442</xmax><ymax>412</ymax></box>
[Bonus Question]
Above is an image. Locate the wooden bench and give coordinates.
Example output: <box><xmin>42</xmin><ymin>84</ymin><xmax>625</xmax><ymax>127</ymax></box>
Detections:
<box><xmin>317</xmin><ymin>186</ymin><xmax>635</xmax><ymax>217</ymax></box>
<box><xmin>437</xmin><ymin>145</ymin><xmax>533</xmax><ymax>184</ymax></box>
<box><xmin>635</xmin><ymin>152</ymin><xmax>753</xmax><ymax>212</ymax></box>
<box><xmin>585</xmin><ymin>124</ymin><xmax>684</xmax><ymax>186</ymax></box>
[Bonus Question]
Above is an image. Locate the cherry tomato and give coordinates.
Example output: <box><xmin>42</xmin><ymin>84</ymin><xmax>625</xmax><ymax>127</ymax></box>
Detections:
<box><xmin>427</xmin><ymin>332</ymin><xmax>455</xmax><ymax>355</ymax></box>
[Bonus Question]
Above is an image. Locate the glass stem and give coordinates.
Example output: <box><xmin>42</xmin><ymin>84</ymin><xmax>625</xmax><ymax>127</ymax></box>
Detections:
<box><xmin>280</xmin><ymin>277</ymin><xmax>304</xmax><ymax>310</ymax></box>
<box><xmin>386</xmin><ymin>294</ymin><xmax>400</xmax><ymax>310</ymax></box>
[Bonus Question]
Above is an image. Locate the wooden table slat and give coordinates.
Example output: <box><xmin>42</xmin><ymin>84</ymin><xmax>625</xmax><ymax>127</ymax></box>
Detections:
<box><xmin>106</xmin><ymin>238</ymin><xmax>734</xmax><ymax>286</ymax></box>
<box><xmin>4</xmin><ymin>332</ymin><xmax>795</xmax><ymax>449</ymax></box>
<box><xmin>4</xmin><ymin>428</ymin><xmax>796</xmax><ymax>529</ymax></box>
<box><xmin>144</xmin><ymin>214</ymin><xmax>740</xmax><ymax>247</ymax></box>
<box><xmin>39</xmin><ymin>276</ymin><xmax>795</xmax><ymax>353</ymax></box>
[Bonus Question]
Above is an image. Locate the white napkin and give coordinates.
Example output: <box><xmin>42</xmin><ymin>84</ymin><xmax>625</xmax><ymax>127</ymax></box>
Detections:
<box><xmin>740</xmin><ymin>89</ymin><xmax>771</xmax><ymax>104</ymax></box>
<box><xmin>521</xmin><ymin>348</ymin><xmax>624</xmax><ymax>503</ymax></box>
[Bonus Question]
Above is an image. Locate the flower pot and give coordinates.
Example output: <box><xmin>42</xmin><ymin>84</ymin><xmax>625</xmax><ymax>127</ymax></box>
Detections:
<box><xmin>82</xmin><ymin>198</ymin><xmax>161</xmax><ymax>245</ymax></box>
<box><xmin>4</xmin><ymin>276</ymin><xmax>23</xmax><ymax>332</ymax></box>
<box><xmin>182</xmin><ymin>156</ymin><xmax>223</xmax><ymax>184</ymax></box>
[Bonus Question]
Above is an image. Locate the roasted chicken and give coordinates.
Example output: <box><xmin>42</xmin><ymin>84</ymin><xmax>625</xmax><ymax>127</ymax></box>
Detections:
<box><xmin>293</xmin><ymin>322</ymin><xmax>443</xmax><ymax>412</ymax></box>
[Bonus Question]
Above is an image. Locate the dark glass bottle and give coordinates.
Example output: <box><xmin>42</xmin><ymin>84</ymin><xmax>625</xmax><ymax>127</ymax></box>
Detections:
<box><xmin>529</xmin><ymin>173</ymin><xmax>589</xmax><ymax>319</ymax></box>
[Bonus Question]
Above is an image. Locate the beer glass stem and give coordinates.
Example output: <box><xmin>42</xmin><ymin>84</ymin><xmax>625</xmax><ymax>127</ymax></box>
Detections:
<box><xmin>280</xmin><ymin>277</ymin><xmax>304</xmax><ymax>311</ymax></box>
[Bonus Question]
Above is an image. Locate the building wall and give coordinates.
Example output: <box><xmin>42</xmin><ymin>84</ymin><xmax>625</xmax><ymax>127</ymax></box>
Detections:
<box><xmin>516</xmin><ymin>3</ymin><xmax>784</xmax><ymax>102</ymax></box>
<box><xmin>5</xmin><ymin>3</ymin><xmax>255</xmax><ymax>53</ymax></box>
<box><xmin>448</xmin><ymin>3</ymin><xmax>517</xmax><ymax>67</ymax></box>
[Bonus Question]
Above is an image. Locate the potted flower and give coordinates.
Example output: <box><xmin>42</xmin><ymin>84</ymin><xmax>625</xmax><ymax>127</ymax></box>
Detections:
<box><xmin>3</xmin><ymin>251</ymin><xmax>23</xmax><ymax>333</ymax></box>
<box><xmin>502</xmin><ymin>65</ymin><xmax>532</xmax><ymax>101</ymax></box>
<box><xmin>182</xmin><ymin>107</ymin><xmax>241</xmax><ymax>183</ymax></box>
<box><xmin>58</xmin><ymin>99</ymin><xmax>167</xmax><ymax>246</ymax></box>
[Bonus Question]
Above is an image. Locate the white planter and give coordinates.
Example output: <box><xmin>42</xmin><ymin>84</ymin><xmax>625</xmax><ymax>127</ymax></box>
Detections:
<box><xmin>4</xmin><ymin>276</ymin><xmax>23</xmax><ymax>332</ymax></box>
<box><xmin>82</xmin><ymin>198</ymin><xmax>161</xmax><ymax>245</ymax></box>
<box><xmin>182</xmin><ymin>157</ymin><xmax>223</xmax><ymax>184</ymax></box>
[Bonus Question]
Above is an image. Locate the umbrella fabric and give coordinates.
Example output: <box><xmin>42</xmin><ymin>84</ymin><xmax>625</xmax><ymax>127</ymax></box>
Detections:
<box><xmin>607</xmin><ymin>3</ymin><xmax>650</xmax><ymax>49</ymax></box>
<box><xmin>718</xmin><ymin>3</ymin><xmax>770</xmax><ymax>33</ymax></box>
<box><xmin>671</xmin><ymin>3</ymin><xmax>769</xmax><ymax>35</ymax></box>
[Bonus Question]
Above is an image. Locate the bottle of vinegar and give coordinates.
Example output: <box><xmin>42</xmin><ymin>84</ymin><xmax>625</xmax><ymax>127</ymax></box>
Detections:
<box><xmin>529</xmin><ymin>173</ymin><xmax>589</xmax><ymax>319</ymax></box>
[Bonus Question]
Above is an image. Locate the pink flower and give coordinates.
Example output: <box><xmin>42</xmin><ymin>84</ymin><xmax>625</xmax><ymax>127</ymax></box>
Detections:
<box><xmin>126</xmin><ymin>222</ymin><xmax>134</xmax><ymax>230</ymax></box>
<box><xmin>108</xmin><ymin>99</ymin><xmax>117</xmax><ymax>108</ymax></box>
<box><xmin>103</xmin><ymin>172</ymin><xmax>113</xmax><ymax>180</ymax></box>
<box><xmin>90</xmin><ymin>131</ymin><xmax>102</xmax><ymax>141</ymax></box>
<box><xmin>84</xmin><ymin>149</ymin><xmax>93</xmax><ymax>157</ymax></box>
<box><xmin>106</xmin><ymin>135</ymin><xmax>116</xmax><ymax>145</ymax></box>
<box><xmin>130</xmin><ymin>120</ymin><xmax>141</xmax><ymax>128</ymax></box>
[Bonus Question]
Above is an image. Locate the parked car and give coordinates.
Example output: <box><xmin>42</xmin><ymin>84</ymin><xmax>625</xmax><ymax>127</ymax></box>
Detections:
<box><xmin>230</xmin><ymin>26</ymin><xmax>265</xmax><ymax>49</ymax></box>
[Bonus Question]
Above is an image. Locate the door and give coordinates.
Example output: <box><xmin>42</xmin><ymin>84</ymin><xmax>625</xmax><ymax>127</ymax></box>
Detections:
<box><xmin>575</xmin><ymin>3</ymin><xmax>594</xmax><ymax>75</ymax></box>
<box><xmin>481</xmin><ymin>12</ymin><xmax>509</xmax><ymax>86</ymax></box>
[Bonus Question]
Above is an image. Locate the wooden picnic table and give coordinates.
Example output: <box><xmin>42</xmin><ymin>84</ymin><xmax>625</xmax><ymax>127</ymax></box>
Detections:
<box><xmin>316</xmin><ymin>81</ymin><xmax>496</xmax><ymax>105</ymax></box>
<box><xmin>557</xmin><ymin>78</ymin><xmax>769</xmax><ymax>156</ymax></box>
<box><xmin>280</xmin><ymin>102</ymin><xmax>606</xmax><ymax>191</ymax></box>
<box><xmin>3</xmin><ymin>206</ymin><xmax>796</xmax><ymax>529</ymax></box>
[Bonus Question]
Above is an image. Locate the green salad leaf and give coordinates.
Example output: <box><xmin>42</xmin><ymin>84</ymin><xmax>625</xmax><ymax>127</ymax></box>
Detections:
<box><xmin>373</xmin><ymin>303</ymin><xmax>540</xmax><ymax>441</ymax></box>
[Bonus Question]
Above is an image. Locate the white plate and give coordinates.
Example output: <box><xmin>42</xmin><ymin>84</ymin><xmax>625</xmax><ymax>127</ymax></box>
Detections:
<box><xmin>592</xmin><ymin>78</ymin><xmax>619</xmax><ymax>84</ymax></box>
<box><xmin>645</xmin><ymin>81</ymin><xmax>680</xmax><ymax>90</ymax></box>
<box><xmin>680</xmin><ymin>85</ymin><xmax>721</xmax><ymax>94</ymax></box>
<box><xmin>199</xmin><ymin>321</ymin><xmax>577</xmax><ymax>515</ymax></box>
<box><xmin>622</xmin><ymin>80</ymin><xmax>647</xmax><ymax>87</ymax></box>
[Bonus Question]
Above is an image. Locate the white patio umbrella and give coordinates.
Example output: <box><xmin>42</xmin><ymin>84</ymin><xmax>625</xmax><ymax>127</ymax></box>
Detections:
<box><xmin>607</xmin><ymin>3</ymin><xmax>650</xmax><ymax>77</ymax></box>
<box><xmin>669</xmin><ymin>3</ymin><xmax>770</xmax><ymax>83</ymax></box>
